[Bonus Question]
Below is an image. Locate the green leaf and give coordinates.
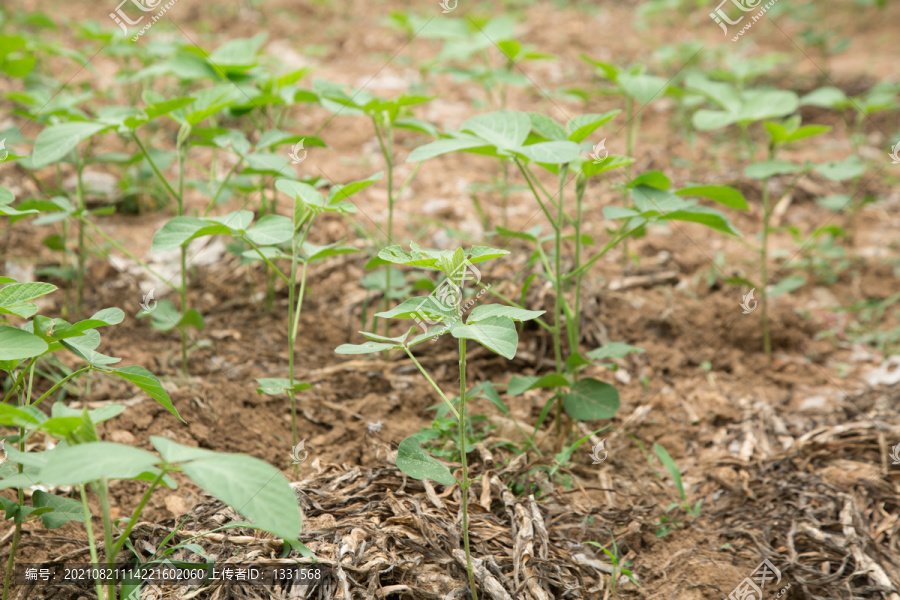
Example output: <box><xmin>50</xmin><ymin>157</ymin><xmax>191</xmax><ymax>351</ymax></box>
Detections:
<box><xmin>582</xmin><ymin>155</ymin><xmax>634</xmax><ymax>178</ymax></box>
<box><xmin>515</xmin><ymin>141</ymin><xmax>581</xmax><ymax>164</ymax></box>
<box><xmin>768</xmin><ymin>275</ymin><xmax>806</xmax><ymax>297</ymax></box>
<box><xmin>72</xmin><ymin>308</ymin><xmax>125</xmax><ymax>331</ymax></box>
<box><xmin>814</xmin><ymin>156</ymin><xmax>866</xmax><ymax>181</ymax></box>
<box><xmin>334</xmin><ymin>341</ymin><xmax>397</xmax><ymax>355</ymax></box>
<box><xmin>529</xmin><ymin>113</ymin><xmax>567</xmax><ymax>141</ymax></box>
<box><xmin>111</xmin><ymin>366</ymin><xmax>182</xmax><ymax>422</ymax></box>
<box><xmin>255</xmin><ymin>378</ymin><xmax>313</xmax><ymax>396</ymax></box>
<box><xmin>395</xmin><ymin>437</ymin><xmax>455</xmax><ymax>486</ymax></box>
<box><xmin>653</xmin><ymin>443</ymin><xmax>685</xmax><ymax>501</ymax></box>
<box><xmin>467</xmin><ymin>246</ymin><xmax>510</xmax><ymax>263</ymax></box>
<box><xmin>152</xmin><ymin>436</ymin><xmax>302</xmax><ymax>541</ymax></box>
<box><xmin>507</xmin><ymin>374</ymin><xmax>569</xmax><ymax>396</ymax></box>
<box><xmin>375</xmin><ymin>296</ymin><xmax>457</xmax><ymax>321</ymax></box>
<box><xmin>302</xmin><ymin>242</ymin><xmax>358</xmax><ymax>262</ymax></box>
<box><xmin>676</xmin><ymin>186</ymin><xmax>748</xmax><ymax>210</ymax></box>
<box><xmin>151</xmin><ymin>217</ymin><xmax>228</xmax><ymax>251</ymax></box>
<box><xmin>563</xmin><ymin>378</ymin><xmax>620</xmax><ymax>420</ymax></box>
<box><xmin>0</xmin><ymin>282</ymin><xmax>57</xmax><ymax>309</ymax></box>
<box><xmin>208</xmin><ymin>33</ymin><xmax>267</xmax><ymax>72</ymax></box>
<box><xmin>461</xmin><ymin>110</ymin><xmax>532</xmax><ymax>149</ymax></box>
<box><xmin>618</xmin><ymin>74</ymin><xmax>669</xmax><ymax>106</ymax></box>
<box><xmin>378</xmin><ymin>243</ymin><xmax>441</xmax><ymax>268</ymax></box>
<box><xmin>586</xmin><ymin>342</ymin><xmax>645</xmax><ymax>361</ymax></box>
<box><xmin>36</xmin><ymin>443</ymin><xmax>162</xmax><ymax>485</ymax></box>
<box><xmin>799</xmin><ymin>86</ymin><xmax>847</xmax><ymax>108</ymax></box>
<box><xmin>466</xmin><ymin>305</ymin><xmax>544</xmax><ymax>323</ymax></box>
<box><xmin>33</xmin><ymin>490</ymin><xmax>87</xmax><ymax>529</ymax></box>
<box><xmin>785</xmin><ymin>124</ymin><xmax>831</xmax><ymax>143</ymax></box>
<box><xmin>326</xmin><ymin>172</ymin><xmax>383</xmax><ymax>206</ymax></box>
<box><xmin>406</xmin><ymin>134</ymin><xmax>490</xmax><ymax>162</ymax></box>
<box><xmin>737</xmin><ymin>89</ymin><xmax>799</xmax><ymax>123</ymax></box>
<box><xmin>275</xmin><ymin>179</ymin><xmax>323</xmax><ymax>209</ymax></box>
<box><xmin>627</xmin><ymin>171</ymin><xmax>671</xmax><ymax>190</ymax></box>
<box><xmin>0</xmin><ymin>326</ymin><xmax>48</xmax><ymax>360</ymax></box>
<box><xmin>566</xmin><ymin>111</ymin><xmax>620</xmax><ymax>143</ymax></box>
<box><xmin>744</xmin><ymin>160</ymin><xmax>802</xmax><ymax>179</ymax></box>
<box><xmin>50</xmin><ymin>402</ymin><xmax>124</xmax><ymax>424</ymax></box>
<box><xmin>244</xmin><ymin>215</ymin><xmax>293</xmax><ymax>245</ymax></box>
<box><xmin>31</xmin><ymin>122</ymin><xmax>110</xmax><ymax>169</ymax></box>
<box><xmin>660</xmin><ymin>206</ymin><xmax>742</xmax><ymax>237</ymax></box>
<box><xmin>450</xmin><ymin>316</ymin><xmax>518</xmax><ymax>360</ymax></box>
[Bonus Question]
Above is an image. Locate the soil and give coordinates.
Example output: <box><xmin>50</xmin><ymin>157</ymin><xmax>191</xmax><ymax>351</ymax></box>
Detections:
<box><xmin>2</xmin><ymin>0</ymin><xmax>900</xmax><ymax>599</ymax></box>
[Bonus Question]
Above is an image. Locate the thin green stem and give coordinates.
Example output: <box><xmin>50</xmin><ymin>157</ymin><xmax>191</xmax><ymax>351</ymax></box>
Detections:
<box><xmin>287</xmin><ymin>215</ymin><xmax>314</xmax><ymax>451</ymax></box>
<box><xmin>402</xmin><ymin>347</ymin><xmax>460</xmax><ymax>419</ymax></box>
<box><xmin>31</xmin><ymin>366</ymin><xmax>91</xmax><ymax>408</ymax></box>
<box><xmin>109</xmin><ymin>470</ymin><xmax>167</xmax><ymax>559</ymax></box>
<box><xmin>375</xmin><ymin>120</ymin><xmax>395</xmax><ymax>340</ymax></box>
<box><xmin>82</xmin><ymin>220</ymin><xmax>171</xmax><ymax>284</ymax></box>
<box><xmin>458</xmin><ymin>336</ymin><xmax>477</xmax><ymax>600</ymax></box>
<box><xmin>79</xmin><ymin>484</ymin><xmax>105</xmax><ymax>600</ymax></box>
<box><xmin>552</xmin><ymin>166</ymin><xmax>566</xmax><ymax>447</ymax></box>
<box><xmin>75</xmin><ymin>159</ymin><xmax>86</xmax><ymax>312</ymax></box>
<box><xmin>178</xmin><ymin>147</ymin><xmax>188</xmax><ymax>375</ymax></box>
<box><xmin>760</xmin><ymin>145</ymin><xmax>775</xmax><ymax>361</ymax></box>
<box><xmin>96</xmin><ymin>480</ymin><xmax>115</xmax><ymax>598</ymax></box>
<box><xmin>203</xmin><ymin>158</ymin><xmax>243</xmax><ymax>217</ymax></box>
<box><xmin>132</xmin><ymin>133</ymin><xmax>179</xmax><ymax>204</ymax></box>
<box><xmin>514</xmin><ymin>160</ymin><xmax>558</xmax><ymax>230</ymax></box>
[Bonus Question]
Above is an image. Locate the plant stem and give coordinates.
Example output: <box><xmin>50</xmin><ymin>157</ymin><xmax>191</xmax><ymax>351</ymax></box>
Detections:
<box><xmin>286</xmin><ymin>214</ymin><xmax>314</xmax><ymax>452</ymax></box>
<box><xmin>178</xmin><ymin>146</ymin><xmax>188</xmax><ymax>375</ymax></box>
<box><xmin>82</xmin><ymin>220</ymin><xmax>171</xmax><ymax>284</ymax></box>
<box><xmin>552</xmin><ymin>167</ymin><xmax>566</xmax><ymax>447</ymax></box>
<box><xmin>96</xmin><ymin>480</ymin><xmax>116</xmax><ymax>599</ymax></box>
<box><xmin>75</xmin><ymin>158</ymin><xmax>86</xmax><ymax>312</ymax></box>
<box><xmin>457</xmin><ymin>336</ymin><xmax>477</xmax><ymax>600</ymax></box>
<box><xmin>109</xmin><ymin>471</ymin><xmax>166</xmax><ymax>558</ymax></box>
<box><xmin>373</xmin><ymin>120</ymin><xmax>396</xmax><ymax>342</ymax></box>
<box><xmin>403</xmin><ymin>348</ymin><xmax>460</xmax><ymax>419</ymax></box>
<box><xmin>79</xmin><ymin>484</ymin><xmax>105</xmax><ymax>600</ymax></box>
<box><xmin>760</xmin><ymin>174</ymin><xmax>771</xmax><ymax>361</ymax></box>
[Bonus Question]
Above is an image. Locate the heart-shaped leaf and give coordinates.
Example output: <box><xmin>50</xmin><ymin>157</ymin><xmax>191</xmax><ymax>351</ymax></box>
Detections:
<box><xmin>563</xmin><ymin>378</ymin><xmax>620</xmax><ymax>420</ymax></box>
<box><xmin>395</xmin><ymin>437</ymin><xmax>455</xmax><ymax>486</ymax></box>
<box><xmin>450</xmin><ymin>316</ymin><xmax>519</xmax><ymax>359</ymax></box>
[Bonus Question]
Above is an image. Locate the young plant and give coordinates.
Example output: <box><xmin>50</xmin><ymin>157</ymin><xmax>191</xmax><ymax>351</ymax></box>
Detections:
<box><xmin>151</xmin><ymin>173</ymin><xmax>379</xmax><ymax>451</ymax></box>
<box><xmin>652</xmin><ymin>443</ymin><xmax>701</xmax><ymax>538</ymax></box>
<box><xmin>0</xmin><ymin>277</ymin><xmax>173</xmax><ymax>599</ymax></box>
<box><xmin>407</xmin><ymin>110</ymin><xmax>745</xmax><ymax>449</ymax></box>
<box><xmin>742</xmin><ymin>117</ymin><xmax>838</xmax><ymax>358</ymax></box>
<box><xmin>585</xmin><ymin>532</ymin><xmax>640</xmax><ymax>594</ymax></box>
<box><xmin>314</xmin><ymin>82</ymin><xmax>435</xmax><ymax>337</ymax></box>
<box><xmin>336</xmin><ymin>243</ymin><xmax>544</xmax><ymax>600</ymax></box>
